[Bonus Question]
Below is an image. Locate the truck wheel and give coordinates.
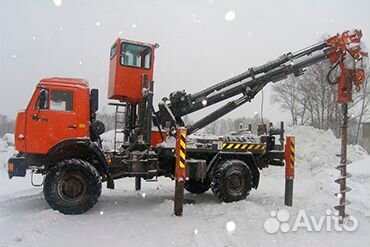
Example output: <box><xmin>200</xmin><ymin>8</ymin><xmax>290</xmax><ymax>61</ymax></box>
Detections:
<box><xmin>43</xmin><ymin>159</ymin><xmax>102</xmax><ymax>214</ymax></box>
<box><xmin>211</xmin><ymin>159</ymin><xmax>252</xmax><ymax>203</ymax></box>
<box><xmin>185</xmin><ymin>179</ymin><xmax>211</xmax><ymax>194</ymax></box>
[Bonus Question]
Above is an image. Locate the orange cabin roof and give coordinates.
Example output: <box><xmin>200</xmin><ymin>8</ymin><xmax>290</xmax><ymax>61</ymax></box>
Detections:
<box><xmin>39</xmin><ymin>77</ymin><xmax>89</xmax><ymax>89</ymax></box>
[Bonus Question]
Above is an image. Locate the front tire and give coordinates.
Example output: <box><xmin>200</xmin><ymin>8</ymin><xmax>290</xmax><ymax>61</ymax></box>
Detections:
<box><xmin>211</xmin><ymin>159</ymin><xmax>252</xmax><ymax>202</ymax></box>
<box><xmin>43</xmin><ymin>159</ymin><xmax>102</xmax><ymax>214</ymax></box>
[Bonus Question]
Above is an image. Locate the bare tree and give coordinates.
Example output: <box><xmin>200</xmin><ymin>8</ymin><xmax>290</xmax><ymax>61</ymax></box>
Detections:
<box><xmin>271</xmin><ymin>60</ymin><xmax>339</xmax><ymax>131</ymax></box>
<box><xmin>271</xmin><ymin>57</ymin><xmax>370</xmax><ymax>144</ymax></box>
<box><xmin>353</xmin><ymin>63</ymin><xmax>370</xmax><ymax>144</ymax></box>
<box><xmin>271</xmin><ymin>77</ymin><xmax>300</xmax><ymax>125</ymax></box>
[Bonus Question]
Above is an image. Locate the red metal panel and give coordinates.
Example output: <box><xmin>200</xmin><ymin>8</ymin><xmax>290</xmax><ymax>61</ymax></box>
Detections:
<box><xmin>108</xmin><ymin>38</ymin><xmax>156</xmax><ymax>103</ymax></box>
<box><xmin>150</xmin><ymin>130</ymin><xmax>166</xmax><ymax>147</ymax></box>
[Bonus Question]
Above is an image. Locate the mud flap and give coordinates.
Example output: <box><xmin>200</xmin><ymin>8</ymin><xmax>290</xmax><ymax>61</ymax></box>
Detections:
<box><xmin>8</xmin><ymin>156</ymin><xmax>27</xmax><ymax>179</ymax></box>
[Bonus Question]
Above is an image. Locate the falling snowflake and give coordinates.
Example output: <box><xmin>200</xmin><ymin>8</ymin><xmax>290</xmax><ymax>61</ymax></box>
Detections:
<box><xmin>32</xmin><ymin>36</ymin><xmax>36</xmax><ymax>40</ymax></box>
<box><xmin>79</xmin><ymin>61</ymin><xmax>83</xmax><ymax>65</ymax></box>
<box><xmin>131</xmin><ymin>24</ymin><xmax>137</xmax><ymax>28</ymax></box>
<box><xmin>141</xmin><ymin>193</ymin><xmax>146</xmax><ymax>198</ymax></box>
<box><xmin>99</xmin><ymin>211</ymin><xmax>104</xmax><ymax>215</ymax></box>
<box><xmin>59</xmin><ymin>27</ymin><xmax>64</xmax><ymax>31</ymax></box>
<box><xmin>208</xmin><ymin>0</ymin><xmax>214</xmax><ymax>4</ymax></box>
<box><xmin>12</xmin><ymin>55</ymin><xmax>17</xmax><ymax>58</ymax></box>
<box><xmin>226</xmin><ymin>221</ymin><xmax>236</xmax><ymax>232</ymax></box>
<box><xmin>191</xmin><ymin>13</ymin><xmax>201</xmax><ymax>24</ymax></box>
<box><xmin>225</xmin><ymin>11</ymin><xmax>236</xmax><ymax>22</ymax></box>
<box><xmin>194</xmin><ymin>229</ymin><xmax>198</xmax><ymax>235</ymax></box>
<box><xmin>118</xmin><ymin>30</ymin><xmax>123</xmax><ymax>35</ymax></box>
<box><xmin>96</xmin><ymin>21</ymin><xmax>101</xmax><ymax>27</ymax></box>
<box><xmin>247</xmin><ymin>32</ymin><xmax>252</xmax><ymax>36</ymax></box>
<box><xmin>53</xmin><ymin>0</ymin><xmax>62</xmax><ymax>7</ymax></box>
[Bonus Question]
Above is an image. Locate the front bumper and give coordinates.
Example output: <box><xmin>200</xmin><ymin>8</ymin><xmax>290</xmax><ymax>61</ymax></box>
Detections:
<box><xmin>8</xmin><ymin>156</ymin><xmax>27</xmax><ymax>179</ymax></box>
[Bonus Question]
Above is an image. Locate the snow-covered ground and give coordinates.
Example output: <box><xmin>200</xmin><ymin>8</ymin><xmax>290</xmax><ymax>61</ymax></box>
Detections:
<box><xmin>0</xmin><ymin>134</ymin><xmax>16</xmax><ymax>169</ymax></box>
<box><xmin>0</xmin><ymin>126</ymin><xmax>369</xmax><ymax>247</ymax></box>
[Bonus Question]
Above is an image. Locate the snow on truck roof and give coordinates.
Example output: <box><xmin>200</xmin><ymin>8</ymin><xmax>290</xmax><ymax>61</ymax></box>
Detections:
<box><xmin>39</xmin><ymin>77</ymin><xmax>90</xmax><ymax>88</ymax></box>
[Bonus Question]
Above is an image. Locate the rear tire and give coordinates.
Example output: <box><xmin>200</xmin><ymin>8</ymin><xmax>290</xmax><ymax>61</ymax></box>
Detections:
<box><xmin>211</xmin><ymin>159</ymin><xmax>252</xmax><ymax>202</ymax></box>
<box><xmin>43</xmin><ymin>159</ymin><xmax>102</xmax><ymax>214</ymax></box>
<box><xmin>185</xmin><ymin>179</ymin><xmax>211</xmax><ymax>194</ymax></box>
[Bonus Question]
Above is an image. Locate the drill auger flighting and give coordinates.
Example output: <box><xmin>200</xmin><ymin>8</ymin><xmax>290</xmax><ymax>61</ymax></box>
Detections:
<box><xmin>325</xmin><ymin>30</ymin><xmax>368</xmax><ymax>221</ymax></box>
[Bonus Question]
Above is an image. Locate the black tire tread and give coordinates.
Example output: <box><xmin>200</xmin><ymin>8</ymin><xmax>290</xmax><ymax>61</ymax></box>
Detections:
<box><xmin>43</xmin><ymin>158</ymin><xmax>102</xmax><ymax>214</ymax></box>
<box><xmin>211</xmin><ymin>159</ymin><xmax>252</xmax><ymax>202</ymax></box>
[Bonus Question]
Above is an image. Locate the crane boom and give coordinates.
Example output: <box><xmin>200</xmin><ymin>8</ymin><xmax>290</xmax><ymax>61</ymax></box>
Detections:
<box><xmin>187</xmin><ymin>52</ymin><xmax>329</xmax><ymax>134</ymax></box>
<box><xmin>156</xmin><ymin>30</ymin><xmax>367</xmax><ymax>134</ymax></box>
<box><xmin>190</xmin><ymin>41</ymin><xmax>327</xmax><ymax>101</ymax></box>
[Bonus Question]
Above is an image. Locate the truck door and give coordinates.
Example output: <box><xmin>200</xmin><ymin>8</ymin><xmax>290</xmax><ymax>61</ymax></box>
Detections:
<box><xmin>25</xmin><ymin>86</ymin><xmax>88</xmax><ymax>154</ymax></box>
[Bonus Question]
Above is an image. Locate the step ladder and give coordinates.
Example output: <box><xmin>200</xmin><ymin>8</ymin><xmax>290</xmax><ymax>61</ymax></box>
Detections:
<box><xmin>109</xmin><ymin>102</ymin><xmax>127</xmax><ymax>152</ymax></box>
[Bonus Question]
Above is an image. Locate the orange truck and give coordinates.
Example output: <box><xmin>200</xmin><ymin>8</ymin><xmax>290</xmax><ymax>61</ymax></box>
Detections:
<box><xmin>8</xmin><ymin>30</ymin><xmax>366</xmax><ymax>214</ymax></box>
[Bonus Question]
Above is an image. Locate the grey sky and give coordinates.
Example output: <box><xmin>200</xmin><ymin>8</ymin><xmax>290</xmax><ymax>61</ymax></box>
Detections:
<box><xmin>1</xmin><ymin>0</ymin><xmax>369</xmax><ymax>124</ymax></box>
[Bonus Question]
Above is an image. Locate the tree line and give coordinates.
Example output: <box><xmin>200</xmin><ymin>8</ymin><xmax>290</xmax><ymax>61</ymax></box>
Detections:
<box><xmin>0</xmin><ymin>115</ymin><xmax>15</xmax><ymax>137</ymax></box>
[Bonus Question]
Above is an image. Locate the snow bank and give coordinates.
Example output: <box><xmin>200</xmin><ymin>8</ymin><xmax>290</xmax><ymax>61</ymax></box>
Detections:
<box><xmin>285</xmin><ymin>125</ymin><xmax>370</xmax><ymax>216</ymax></box>
<box><xmin>3</xmin><ymin>133</ymin><xmax>15</xmax><ymax>146</ymax></box>
<box><xmin>100</xmin><ymin>130</ymin><xmax>116</xmax><ymax>151</ymax></box>
<box><xmin>286</xmin><ymin>125</ymin><xmax>368</xmax><ymax>173</ymax></box>
<box><xmin>347</xmin><ymin>156</ymin><xmax>370</xmax><ymax>215</ymax></box>
<box><xmin>100</xmin><ymin>129</ymin><xmax>123</xmax><ymax>151</ymax></box>
<box><xmin>0</xmin><ymin>134</ymin><xmax>17</xmax><ymax>169</ymax></box>
<box><xmin>350</xmin><ymin>156</ymin><xmax>370</xmax><ymax>179</ymax></box>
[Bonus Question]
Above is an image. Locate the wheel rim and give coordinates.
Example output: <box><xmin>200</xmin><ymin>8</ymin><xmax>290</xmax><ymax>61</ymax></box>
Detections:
<box><xmin>57</xmin><ymin>173</ymin><xmax>87</xmax><ymax>203</ymax></box>
<box><xmin>226</xmin><ymin>171</ymin><xmax>245</xmax><ymax>194</ymax></box>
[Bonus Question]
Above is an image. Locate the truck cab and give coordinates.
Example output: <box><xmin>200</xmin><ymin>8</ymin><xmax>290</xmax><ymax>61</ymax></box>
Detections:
<box><xmin>15</xmin><ymin>78</ymin><xmax>93</xmax><ymax>154</ymax></box>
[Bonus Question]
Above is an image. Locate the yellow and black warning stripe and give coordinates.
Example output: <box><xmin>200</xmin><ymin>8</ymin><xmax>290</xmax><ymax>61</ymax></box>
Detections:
<box><xmin>179</xmin><ymin>132</ymin><xmax>187</xmax><ymax>168</ymax></box>
<box><xmin>290</xmin><ymin>139</ymin><xmax>295</xmax><ymax>167</ymax></box>
<box><xmin>222</xmin><ymin>143</ymin><xmax>266</xmax><ymax>151</ymax></box>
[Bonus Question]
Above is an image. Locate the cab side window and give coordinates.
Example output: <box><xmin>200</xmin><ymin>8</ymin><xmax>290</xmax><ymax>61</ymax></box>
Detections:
<box><xmin>50</xmin><ymin>90</ymin><xmax>73</xmax><ymax>112</ymax></box>
<box><xmin>120</xmin><ymin>43</ymin><xmax>152</xmax><ymax>69</ymax></box>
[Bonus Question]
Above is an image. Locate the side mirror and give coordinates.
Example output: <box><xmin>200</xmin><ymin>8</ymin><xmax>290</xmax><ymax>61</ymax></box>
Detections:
<box><xmin>90</xmin><ymin>89</ymin><xmax>99</xmax><ymax>113</ymax></box>
<box><xmin>38</xmin><ymin>89</ymin><xmax>48</xmax><ymax>109</ymax></box>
